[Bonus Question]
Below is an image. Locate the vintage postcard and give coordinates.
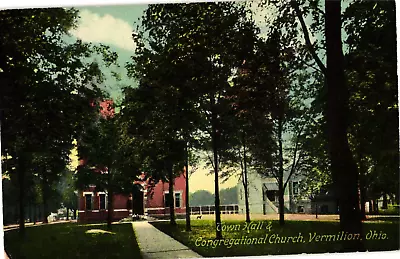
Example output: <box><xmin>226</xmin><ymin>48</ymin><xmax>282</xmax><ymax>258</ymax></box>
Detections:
<box><xmin>1</xmin><ymin>0</ymin><xmax>399</xmax><ymax>259</ymax></box>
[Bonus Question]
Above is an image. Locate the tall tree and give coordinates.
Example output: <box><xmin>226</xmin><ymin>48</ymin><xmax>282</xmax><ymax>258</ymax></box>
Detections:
<box><xmin>121</xmin><ymin>86</ymin><xmax>186</xmax><ymax>226</ymax></box>
<box><xmin>344</xmin><ymin>0</ymin><xmax>398</xmax><ymax>216</ymax></box>
<box><xmin>0</xmin><ymin>8</ymin><xmax>117</xmax><ymax>235</ymax></box>
<box><xmin>128</xmin><ymin>2</ymin><xmax>259</xmax><ymax>237</ymax></box>
<box><xmin>220</xmin><ymin>187</ymin><xmax>238</xmax><ymax>205</ymax></box>
<box><xmin>59</xmin><ymin>169</ymin><xmax>78</xmax><ymax>220</ymax></box>
<box><xmin>77</xmin><ymin>100</ymin><xmax>140</xmax><ymax>230</ymax></box>
<box><xmin>260</xmin><ymin>1</ymin><xmax>396</xmax><ymax>243</ymax></box>
<box><xmin>234</xmin><ymin>24</ymin><xmax>312</xmax><ymax>226</ymax></box>
<box><xmin>325</xmin><ymin>1</ymin><xmax>363</xmax><ymax>250</ymax></box>
<box><xmin>31</xmin><ymin>151</ymin><xmax>68</xmax><ymax>223</ymax></box>
<box><xmin>183</xmin><ymin>146</ymin><xmax>201</xmax><ymax>230</ymax></box>
<box><xmin>263</xmin><ymin>0</ymin><xmax>364</xmax><ymax>246</ymax></box>
<box><xmin>190</xmin><ymin>190</ymin><xmax>215</xmax><ymax>206</ymax></box>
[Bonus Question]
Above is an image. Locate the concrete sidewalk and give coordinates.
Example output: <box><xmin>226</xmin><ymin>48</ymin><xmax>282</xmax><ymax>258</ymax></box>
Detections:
<box><xmin>132</xmin><ymin>221</ymin><xmax>202</xmax><ymax>259</ymax></box>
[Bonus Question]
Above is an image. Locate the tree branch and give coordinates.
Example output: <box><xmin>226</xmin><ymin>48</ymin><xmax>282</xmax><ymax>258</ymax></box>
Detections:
<box><xmin>207</xmin><ymin>152</ymin><xmax>215</xmax><ymax>171</ymax></box>
<box><xmin>291</xmin><ymin>0</ymin><xmax>327</xmax><ymax>76</ymax></box>
<box><xmin>284</xmin><ymin>123</ymin><xmax>305</xmax><ymax>189</ymax></box>
<box><xmin>271</xmin><ymin>167</ymin><xmax>280</xmax><ymax>183</ymax></box>
<box><xmin>294</xmin><ymin>151</ymin><xmax>305</xmax><ymax>173</ymax></box>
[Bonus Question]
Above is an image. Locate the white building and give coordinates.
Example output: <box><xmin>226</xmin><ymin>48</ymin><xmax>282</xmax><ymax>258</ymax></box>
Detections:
<box><xmin>236</xmin><ymin>169</ymin><xmax>311</xmax><ymax>215</ymax></box>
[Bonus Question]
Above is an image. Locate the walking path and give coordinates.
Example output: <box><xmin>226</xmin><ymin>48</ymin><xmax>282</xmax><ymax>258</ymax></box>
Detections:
<box><xmin>132</xmin><ymin>221</ymin><xmax>202</xmax><ymax>259</ymax></box>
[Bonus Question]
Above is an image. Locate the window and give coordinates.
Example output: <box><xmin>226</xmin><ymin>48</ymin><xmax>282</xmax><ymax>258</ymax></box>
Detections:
<box><xmin>175</xmin><ymin>193</ymin><xmax>181</xmax><ymax>208</ymax></box>
<box><xmin>164</xmin><ymin>192</ymin><xmax>181</xmax><ymax>208</ymax></box>
<box><xmin>99</xmin><ymin>194</ymin><xmax>106</xmax><ymax>210</ymax></box>
<box><xmin>85</xmin><ymin>194</ymin><xmax>92</xmax><ymax>210</ymax></box>
<box><xmin>164</xmin><ymin>192</ymin><xmax>171</xmax><ymax>208</ymax></box>
<box><xmin>293</xmin><ymin>182</ymin><xmax>299</xmax><ymax>195</ymax></box>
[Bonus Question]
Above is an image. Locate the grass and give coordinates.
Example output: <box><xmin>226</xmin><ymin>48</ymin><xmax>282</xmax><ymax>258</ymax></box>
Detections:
<box><xmin>4</xmin><ymin>222</ymin><xmax>142</xmax><ymax>259</ymax></box>
<box><xmin>374</xmin><ymin>205</ymin><xmax>400</xmax><ymax>215</ymax></box>
<box><xmin>151</xmin><ymin>219</ymin><xmax>400</xmax><ymax>257</ymax></box>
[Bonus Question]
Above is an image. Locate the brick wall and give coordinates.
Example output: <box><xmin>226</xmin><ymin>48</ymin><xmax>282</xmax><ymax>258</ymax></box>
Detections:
<box><xmin>78</xmin><ymin>172</ymin><xmax>187</xmax><ymax>222</ymax></box>
<box><xmin>146</xmin><ymin>173</ymin><xmax>186</xmax><ymax>214</ymax></box>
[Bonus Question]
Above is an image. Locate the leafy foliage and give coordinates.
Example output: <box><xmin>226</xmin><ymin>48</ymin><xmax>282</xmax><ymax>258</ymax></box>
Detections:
<box><xmin>0</xmin><ymin>8</ymin><xmax>118</xmax><ymax>231</ymax></box>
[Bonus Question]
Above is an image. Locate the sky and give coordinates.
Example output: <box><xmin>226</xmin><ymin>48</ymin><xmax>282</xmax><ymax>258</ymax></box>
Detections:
<box><xmin>70</xmin><ymin>5</ymin><xmax>147</xmax><ymax>100</ymax></box>
<box><xmin>67</xmin><ymin>1</ymin><xmax>273</xmax><ymax>101</ymax></box>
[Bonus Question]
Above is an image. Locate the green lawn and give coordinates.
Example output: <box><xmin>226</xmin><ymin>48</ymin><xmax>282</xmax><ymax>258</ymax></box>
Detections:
<box><xmin>151</xmin><ymin>219</ymin><xmax>400</xmax><ymax>257</ymax></box>
<box><xmin>4</xmin><ymin>222</ymin><xmax>142</xmax><ymax>259</ymax></box>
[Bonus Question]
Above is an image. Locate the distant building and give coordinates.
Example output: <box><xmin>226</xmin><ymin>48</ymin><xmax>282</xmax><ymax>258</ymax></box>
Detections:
<box><xmin>236</xmin><ymin>169</ymin><xmax>312</xmax><ymax>215</ymax></box>
<box><xmin>310</xmin><ymin>185</ymin><xmax>339</xmax><ymax>214</ymax></box>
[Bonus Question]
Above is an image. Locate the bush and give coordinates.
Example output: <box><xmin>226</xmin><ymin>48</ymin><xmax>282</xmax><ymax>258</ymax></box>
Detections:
<box><xmin>379</xmin><ymin>204</ymin><xmax>400</xmax><ymax>215</ymax></box>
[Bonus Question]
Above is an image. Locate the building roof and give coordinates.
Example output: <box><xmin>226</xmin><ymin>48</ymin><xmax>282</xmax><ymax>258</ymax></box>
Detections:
<box><xmin>263</xmin><ymin>182</ymin><xmax>279</xmax><ymax>191</ymax></box>
<box><xmin>99</xmin><ymin>100</ymin><xmax>114</xmax><ymax>118</ymax></box>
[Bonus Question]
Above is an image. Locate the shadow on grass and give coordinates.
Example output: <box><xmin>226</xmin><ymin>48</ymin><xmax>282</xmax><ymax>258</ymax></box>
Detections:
<box><xmin>4</xmin><ymin>222</ymin><xmax>142</xmax><ymax>259</ymax></box>
<box><xmin>151</xmin><ymin>219</ymin><xmax>400</xmax><ymax>257</ymax></box>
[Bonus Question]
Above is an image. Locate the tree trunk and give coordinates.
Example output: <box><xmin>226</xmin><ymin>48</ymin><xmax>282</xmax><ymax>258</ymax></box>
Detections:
<box><xmin>33</xmin><ymin>205</ymin><xmax>37</xmax><ymax>225</ymax></box>
<box><xmin>212</xmin><ymin>98</ymin><xmax>222</xmax><ymax>240</ymax></box>
<box><xmin>168</xmin><ymin>162</ymin><xmax>176</xmax><ymax>226</ymax></box>
<box><xmin>278</xmin><ymin>116</ymin><xmax>285</xmax><ymax>226</ymax></box>
<box><xmin>359</xmin><ymin>191</ymin><xmax>366</xmax><ymax>219</ymax></box>
<box><xmin>29</xmin><ymin>202</ymin><xmax>32</xmax><ymax>223</ymax></box>
<box><xmin>14</xmin><ymin>206</ymin><xmax>19</xmax><ymax>225</ymax></box>
<box><xmin>325</xmin><ymin>0</ymin><xmax>363</xmax><ymax>251</ymax></box>
<box><xmin>373</xmin><ymin>199</ymin><xmax>379</xmax><ymax>214</ymax></box>
<box><xmin>359</xmin><ymin>159</ymin><xmax>367</xmax><ymax>220</ymax></box>
<box><xmin>244</xmin><ymin>182</ymin><xmax>250</xmax><ymax>223</ymax></box>
<box><xmin>42</xmin><ymin>176</ymin><xmax>49</xmax><ymax>224</ymax></box>
<box><xmin>243</xmin><ymin>137</ymin><xmax>250</xmax><ymax>223</ymax></box>
<box><xmin>107</xmin><ymin>168</ymin><xmax>113</xmax><ymax>230</ymax></box>
<box><xmin>66</xmin><ymin>207</ymin><xmax>69</xmax><ymax>220</ymax></box>
<box><xmin>368</xmin><ymin>200</ymin><xmax>373</xmax><ymax>215</ymax></box>
<box><xmin>18</xmin><ymin>156</ymin><xmax>26</xmax><ymax>236</ymax></box>
<box><xmin>131</xmin><ymin>185</ymin><xmax>136</xmax><ymax>216</ymax></box>
<box><xmin>107</xmin><ymin>189</ymin><xmax>113</xmax><ymax>229</ymax></box>
<box><xmin>185</xmin><ymin>143</ymin><xmax>191</xmax><ymax>231</ymax></box>
<box><xmin>382</xmin><ymin>194</ymin><xmax>388</xmax><ymax>209</ymax></box>
<box><xmin>278</xmin><ymin>179</ymin><xmax>285</xmax><ymax>225</ymax></box>
<box><xmin>360</xmin><ymin>188</ymin><xmax>366</xmax><ymax>219</ymax></box>
<box><xmin>38</xmin><ymin>206</ymin><xmax>42</xmax><ymax>222</ymax></box>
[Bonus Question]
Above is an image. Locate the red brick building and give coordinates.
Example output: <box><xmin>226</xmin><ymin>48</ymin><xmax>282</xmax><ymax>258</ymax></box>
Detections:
<box><xmin>145</xmin><ymin>172</ymin><xmax>187</xmax><ymax>216</ymax></box>
<box><xmin>77</xmin><ymin>173</ymin><xmax>187</xmax><ymax>223</ymax></box>
<box><xmin>77</xmin><ymin>100</ymin><xmax>187</xmax><ymax>223</ymax></box>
